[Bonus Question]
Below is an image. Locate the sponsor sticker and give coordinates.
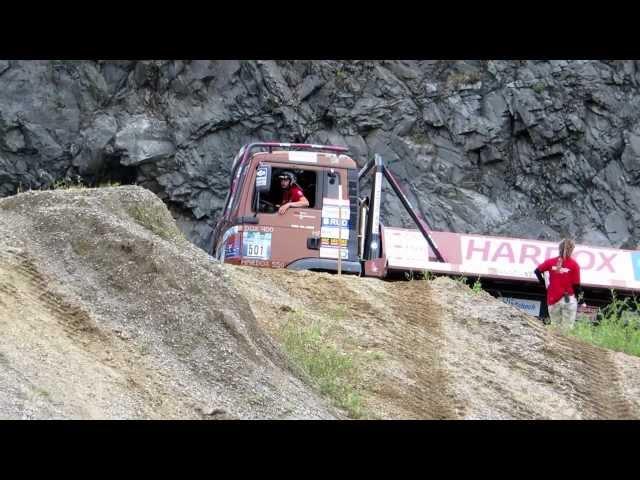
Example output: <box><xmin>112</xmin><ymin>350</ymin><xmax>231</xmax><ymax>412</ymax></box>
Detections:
<box><xmin>256</xmin><ymin>166</ymin><xmax>268</xmax><ymax>188</ymax></box>
<box><xmin>321</xmin><ymin>226</ymin><xmax>350</xmax><ymax>240</ymax></box>
<box><xmin>319</xmin><ymin>247</ymin><xmax>348</xmax><ymax>259</ymax></box>
<box><xmin>320</xmin><ymin>198</ymin><xmax>350</xmax><ymax>260</ymax></box>
<box><xmin>243</xmin><ymin>231</ymin><xmax>272</xmax><ymax>260</ymax></box>
<box><xmin>221</xmin><ymin>226</ymin><xmax>240</xmax><ymax>261</ymax></box>
<box><xmin>322</xmin><ymin>217</ymin><xmax>350</xmax><ymax>228</ymax></box>
<box><xmin>500</xmin><ymin>297</ymin><xmax>541</xmax><ymax>316</ymax></box>
<box><xmin>321</xmin><ymin>237</ymin><xmax>347</xmax><ymax>247</ymax></box>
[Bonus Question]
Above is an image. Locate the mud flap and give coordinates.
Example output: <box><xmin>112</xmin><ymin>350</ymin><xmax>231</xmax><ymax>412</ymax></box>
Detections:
<box><xmin>364</xmin><ymin>257</ymin><xmax>387</xmax><ymax>278</ymax></box>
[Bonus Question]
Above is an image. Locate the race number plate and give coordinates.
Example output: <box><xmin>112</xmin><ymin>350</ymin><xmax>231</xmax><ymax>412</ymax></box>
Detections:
<box><xmin>243</xmin><ymin>231</ymin><xmax>272</xmax><ymax>260</ymax></box>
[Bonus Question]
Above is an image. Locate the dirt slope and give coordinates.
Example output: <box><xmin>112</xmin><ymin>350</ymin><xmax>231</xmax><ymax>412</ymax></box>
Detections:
<box><xmin>0</xmin><ymin>186</ymin><xmax>336</xmax><ymax>419</ymax></box>
<box><xmin>228</xmin><ymin>267</ymin><xmax>640</xmax><ymax>419</ymax></box>
<box><xmin>1</xmin><ymin>186</ymin><xmax>639</xmax><ymax>419</ymax></box>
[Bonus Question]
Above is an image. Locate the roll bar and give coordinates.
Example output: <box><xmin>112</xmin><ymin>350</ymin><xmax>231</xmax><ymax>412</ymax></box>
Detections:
<box><xmin>359</xmin><ymin>154</ymin><xmax>446</xmax><ymax>263</ymax></box>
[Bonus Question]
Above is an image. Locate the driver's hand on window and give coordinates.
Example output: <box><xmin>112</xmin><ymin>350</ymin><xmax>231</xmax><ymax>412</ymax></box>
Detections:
<box><xmin>278</xmin><ymin>203</ymin><xmax>290</xmax><ymax>215</ymax></box>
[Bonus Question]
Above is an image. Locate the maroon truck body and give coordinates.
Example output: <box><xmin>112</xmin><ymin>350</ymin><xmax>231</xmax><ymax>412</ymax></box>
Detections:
<box><xmin>212</xmin><ymin>143</ymin><xmax>362</xmax><ymax>274</ymax></box>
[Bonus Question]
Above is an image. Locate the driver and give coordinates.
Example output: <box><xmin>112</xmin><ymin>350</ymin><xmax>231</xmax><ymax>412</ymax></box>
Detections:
<box><xmin>277</xmin><ymin>171</ymin><xmax>309</xmax><ymax>215</ymax></box>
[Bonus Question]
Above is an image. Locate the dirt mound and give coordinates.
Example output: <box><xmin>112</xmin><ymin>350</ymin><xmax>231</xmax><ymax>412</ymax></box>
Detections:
<box><xmin>2</xmin><ymin>186</ymin><xmax>639</xmax><ymax>419</ymax></box>
<box><xmin>227</xmin><ymin>267</ymin><xmax>640</xmax><ymax>419</ymax></box>
<box><xmin>0</xmin><ymin>186</ymin><xmax>336</xmax><ymax>419</ymax></box>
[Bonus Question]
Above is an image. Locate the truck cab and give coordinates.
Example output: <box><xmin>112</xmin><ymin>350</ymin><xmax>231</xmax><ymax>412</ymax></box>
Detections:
<box><xmin>212</xmin><ymin>143</ymin><xmax>362</xmax><ymax>274</ymax></box>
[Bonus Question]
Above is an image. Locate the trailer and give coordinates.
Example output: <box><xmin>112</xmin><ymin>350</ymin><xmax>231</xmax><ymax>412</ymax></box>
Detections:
<box><xmin>212</xmin><ymin>142</ymin><xmax>640</xmax><ymax>319</ymax></box>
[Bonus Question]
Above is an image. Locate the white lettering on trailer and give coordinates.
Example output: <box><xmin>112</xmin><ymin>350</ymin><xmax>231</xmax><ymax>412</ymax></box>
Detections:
<box><xmin>459</xmin><ymin>236</ymin><xmax>637</xmax><ymax>288</ymax></box>
<box><xmin>383</xmin><ymin>226</ymin><xmax>640</xmax><ymax>291</ymax></box>
<box><xmin>288</xmin><ymin>152</ymin><xmax>318</xmax><ymax>163</ymax></box>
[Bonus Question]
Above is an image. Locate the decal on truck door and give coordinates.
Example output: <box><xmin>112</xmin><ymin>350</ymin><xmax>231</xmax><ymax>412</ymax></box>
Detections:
<box><xmin>221</xmin><ymin>226</ymin><xmax>240</xmax><ymax>261</ymax></box>
<box><xmin>243</xmin><ymin>231</ymin><xmax>272</xmax><ymax>260</ymax></box>
<box><xmin>320</xmin><ymin>198</ymin><xmax>350</xmax><ymax>259</ymax></box>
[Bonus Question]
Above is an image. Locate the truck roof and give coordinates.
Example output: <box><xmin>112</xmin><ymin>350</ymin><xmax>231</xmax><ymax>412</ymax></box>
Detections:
<box><xmin>251</xmin><ymin>150</ymin><xmax>357</xmax><ymax>169</ymax></box>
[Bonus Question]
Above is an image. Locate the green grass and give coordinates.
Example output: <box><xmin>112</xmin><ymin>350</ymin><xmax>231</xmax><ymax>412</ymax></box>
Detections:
<box><xmin>367</xmin><ymin>350</ymin><xmax>385</xmax><ymax>361</ymax></box>
<box><xmin>126</xmin><ymin>201</ymin><xmax>186</xmax><ymax>244</ymax></box>
<box><xmin>421</xmin><ymin>270</ymin><xmax>435</xmax><ymax>281</ymax></box>
<box><xmin>97</xmin><ymin>180</ymin><xmax>121</xmax><ymax>188</ymax></box>
<box><xmin>19</xmin><ymin>177</ymin><xmax>121</xmax><ymax>192</ymax></box>
<box><xmin>33</xmin><ymin>386</ymin><xmax>51</xmax><ymax>400</ymax></box>
<box><xmin>568</xmin><ymin>294</ymin><xmax>640</xmax><ymax>358</ymax></box>
<box><xmin>471</xmin><ymin>277</ymin><xmax>483</xmax><ymax>294</ymax></box>
<box><xmin>450</xmin><ymin>275</ymin><xmax>484</xmax><ymax>294</ymax></box>
<box><xmin>454</xmin><ymin>275</ymin><xmax>467</xmax><ymax>285</ymax></box>
<box><xmin>330</xmin><ymin>304</ymin><xmax>348</xmax><ymax>321</ymax></box>
<box><xmin>51</xmin><ymin>176</ymin><xmax>86</xmax><ymax>190</ymax></box>
<box><xmin>278</xmin><ymin>314</ymin><xmax>365</xmax><ymax>418</ymax></box>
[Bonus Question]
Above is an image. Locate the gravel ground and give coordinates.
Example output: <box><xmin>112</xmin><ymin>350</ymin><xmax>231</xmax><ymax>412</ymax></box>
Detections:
<box><xmin>228</xmin><ymin>267</ymin><xmax>640</xmax><ymax>419</ymax></box>
<box><xmin>2</xmin><ymin>185</ymin><xmax>639</xmax><ymax>419</ymax></box>
<box><xmin>0</xmin><ymin>186</ymin><xmax>337</xmax><ymax>419</ymax></box>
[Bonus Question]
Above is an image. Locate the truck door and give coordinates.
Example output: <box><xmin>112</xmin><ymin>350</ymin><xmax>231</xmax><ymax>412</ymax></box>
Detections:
<box><xmin>317</xmin><ymin>168</ymin><xmax>359</xmax><ymax>265</ymax></box>
<box><xmin>242</xmin><ymin>163</ymin><xmax>323</xmax><ymax>268</ymax></box>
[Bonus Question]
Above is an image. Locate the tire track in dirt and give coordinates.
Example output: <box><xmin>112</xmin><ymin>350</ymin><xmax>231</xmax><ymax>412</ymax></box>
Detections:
<box><xmin>0</xmin><ymin>247</ymin><xmax>196</xmax><ymax>418</ymax></box>
<box><xmin>404</xmin><ymin>277</ymin><xmax>640</xmax><ymax>419</ymax></box>
<box><xmin>223</xmin><ymin>266</ymin><xmax>640</xmax><ymax>419</ymax></box>
<box><xmin>380</xmin><ymin>280</ymin><xmax>460</xmax><ymax>419</ymax></box>
<box><xmin>1</xmin><ymin>248</ymin><xmax>110</xmax><ymax>344</ymax></box>
<box><xmin>543</xmin><ymin>330</ymin><xmax>636</xmax><ymax>419</ymax></box>
<box><xmin>232</xmin><ymin>268</ymin><xmax>459</xmax><ymax>419</ymax></box>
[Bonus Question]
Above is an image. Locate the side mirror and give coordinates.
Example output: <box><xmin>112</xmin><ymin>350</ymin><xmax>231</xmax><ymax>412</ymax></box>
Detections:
<box><xmin>255</xmin><ymin>164</ymin><xmax>271</xmax><ymax>193</ymax></box>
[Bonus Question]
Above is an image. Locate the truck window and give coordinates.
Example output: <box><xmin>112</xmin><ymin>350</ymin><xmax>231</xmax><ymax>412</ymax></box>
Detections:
<box><xmin>253</xmin><ymin>167</ymin><xmax>318</xmax><ymax>213</ymax></box>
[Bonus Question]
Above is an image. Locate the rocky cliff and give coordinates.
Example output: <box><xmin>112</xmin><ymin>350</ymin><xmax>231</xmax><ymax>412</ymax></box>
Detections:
<box><xmin>1</xmin><ymin>60</ymin><xmax>639</xmax><ymax>251</ymax></box>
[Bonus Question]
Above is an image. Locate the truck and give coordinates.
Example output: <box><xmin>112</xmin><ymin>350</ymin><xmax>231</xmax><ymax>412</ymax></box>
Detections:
<box><xmin>211</xmin><ymin>142</ymin><xmax>640</xmax><ymax>319</ymax></box>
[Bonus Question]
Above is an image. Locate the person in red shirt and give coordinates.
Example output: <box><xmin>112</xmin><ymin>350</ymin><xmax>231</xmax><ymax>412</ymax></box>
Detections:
<box><xmin>534</xmin><ymin>238</ymin><xmax>584</xmax><ymax>329</ymax></box>
<box><xmin>276</xmin><ymin>171</ymin><xmax>309</xmax><ymax>215</ymax></box>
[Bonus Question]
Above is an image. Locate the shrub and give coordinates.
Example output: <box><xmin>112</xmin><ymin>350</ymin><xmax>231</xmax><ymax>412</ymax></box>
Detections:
<box><xmin>569</xmin><ymin>294</ymin><xmax>640</xmax><ymax>357</ymax></box>
<box><xmin>279</xmin><ymin>314</ymin><xmax>364</xmax><ymax>418</ymax></box>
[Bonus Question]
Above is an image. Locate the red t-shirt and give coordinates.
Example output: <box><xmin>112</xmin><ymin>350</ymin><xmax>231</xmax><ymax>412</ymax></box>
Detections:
<box><xmin>281</xmin><ymin>185</ymin><xmax>305</xmax><ymax>204</ymax></box>
<box><xmin>537</xmin><ymin>256</ymin><xmax>581</xmax><ymax>305</ymax></box>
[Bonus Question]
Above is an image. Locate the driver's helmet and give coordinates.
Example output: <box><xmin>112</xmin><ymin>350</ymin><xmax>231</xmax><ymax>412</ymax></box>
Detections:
<box><xmin>278</xmin><ymin>171</ymin><xmax>297</xmax><ymax>185</ymax></box>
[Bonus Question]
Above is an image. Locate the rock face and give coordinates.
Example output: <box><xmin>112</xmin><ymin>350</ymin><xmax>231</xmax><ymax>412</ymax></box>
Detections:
<box><xmin>1</xmin><ymin>60</ymin><xmax>640</xmax><ymax>251</ymax></box>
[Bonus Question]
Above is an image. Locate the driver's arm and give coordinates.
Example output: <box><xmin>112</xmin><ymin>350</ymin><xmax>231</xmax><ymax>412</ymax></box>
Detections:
<box><xmin>288</xmin><ymin>196</ymin><xmax>309</xmax><ymax>208</ymax></box>
<box><xmin>278</xmin><ymin>195</ymin><xmax>308</xmax><ymax>214</ymax></box>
